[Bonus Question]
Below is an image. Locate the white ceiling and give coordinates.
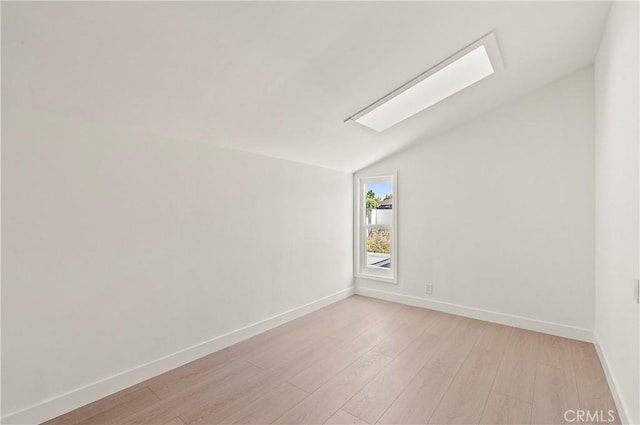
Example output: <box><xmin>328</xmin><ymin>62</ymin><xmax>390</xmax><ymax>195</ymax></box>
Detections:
<box><xmin>3</xmin><ymin>1</ymin><xmax>611</xmax><ymax>172</ymax></box>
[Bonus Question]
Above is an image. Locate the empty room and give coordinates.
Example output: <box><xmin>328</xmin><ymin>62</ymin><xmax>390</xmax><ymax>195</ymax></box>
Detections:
<box><xmin>2</xmin><ymin>1</ymin><xmax>639</xmax><ymax>424</ymax></box>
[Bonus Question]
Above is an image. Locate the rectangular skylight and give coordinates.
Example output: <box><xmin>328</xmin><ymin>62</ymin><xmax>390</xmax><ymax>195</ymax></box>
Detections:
<box><xmin>349</xmin><ymin>34</ymin><xmax>501</xmax><ymax>132</ymax></box>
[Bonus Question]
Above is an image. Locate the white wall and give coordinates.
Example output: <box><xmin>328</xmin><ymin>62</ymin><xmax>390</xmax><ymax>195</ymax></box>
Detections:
<box><xmin>1</xmin><ymin>105</ymin><xmax>353</xmax><ymax>420</ymax></box>
<box><xmin>370</xmin><ymin>209</ymin><xmax>392</xmax><ymax>226</ymax></box>
<box><xmin>356</xmin><ymin>67</ymin><xmax>596</xmax><ymax>339</ymax></box>
<box><xmin>594</xmin><ymin>2</ymin><xmax>640</xmax><ymax>424</ymax></box>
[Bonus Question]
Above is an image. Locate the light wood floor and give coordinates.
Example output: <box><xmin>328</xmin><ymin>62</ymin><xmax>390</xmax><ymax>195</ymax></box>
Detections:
<box><xmin>44</xmin><ymin>295</ymin><xmax>619</xmax><ymax>425</ymax></box>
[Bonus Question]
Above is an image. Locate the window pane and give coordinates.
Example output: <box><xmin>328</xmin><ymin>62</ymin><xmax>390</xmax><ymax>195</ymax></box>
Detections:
<box><xmin>366</xmin><ymin>228</ymin><xmax>391</xmax><ymax>269</ymax></box>
<box><xmin>364</xmin><ymin>181</ymin><xmax>393</xmax><ymax>225</ymax></box>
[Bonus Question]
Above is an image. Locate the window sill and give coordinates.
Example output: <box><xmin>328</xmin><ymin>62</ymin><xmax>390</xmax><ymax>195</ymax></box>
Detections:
<box><xmin>354</xmin><ymin>272</ymin><xmax>398</xmax><ymax>285</ymax></box>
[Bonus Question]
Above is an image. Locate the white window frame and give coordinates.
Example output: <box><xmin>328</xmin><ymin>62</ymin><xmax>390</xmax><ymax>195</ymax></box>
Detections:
<box><xmin>354</xmin><ymin>172</ymin><xmax>398</xmax><ymax>284</ymax></box>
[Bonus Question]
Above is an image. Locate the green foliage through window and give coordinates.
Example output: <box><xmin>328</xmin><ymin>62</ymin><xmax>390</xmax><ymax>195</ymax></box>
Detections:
<box><xmin>367</xmin><ymin>229</ymin><xmax>391</xmax><ymax>254</ymax></box>
<box><xmin>366</xmin><ymin>190</ymin><xmax>380</xmax><ymax>211</ymax></box>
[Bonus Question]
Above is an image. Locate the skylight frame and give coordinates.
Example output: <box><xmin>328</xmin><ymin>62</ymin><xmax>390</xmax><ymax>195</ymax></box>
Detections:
<box><xmin>345</xmin><ymin>31</ymin><xmax>505</xmax><ymax>132</ymax></box>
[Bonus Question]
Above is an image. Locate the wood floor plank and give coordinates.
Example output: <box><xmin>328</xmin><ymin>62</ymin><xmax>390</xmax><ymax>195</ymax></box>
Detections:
<box><xmin>531</xmin><ymin>334</ymin><xmax>581</xmax><ymax>424</ymax></box>
<box><xmin>121</xmin><ymin>364</ymin><xmax>265</xmax><ymax>424</ymax></box>
<box><xmin>144</xmin><ymin>349</ymin><xmax>229</xmax><ymax>398</ymax></box>
<box><xmin>492</xmin><ymin>328</ymin><xmax>540</xmax><ymax>402</ymax></box>
<box><xmin>244</xmin><ymin>295</ymin><xmax>369</xmax><ymax>347</ymax></box>
<box><xmin>330</xmin><ymin>303</ymin><xmax>408</xmax><ymax>343</ymax></box>
<box><xmin>220</xmin><ymin>382</ymin><xmax>308</xmax><ymax>424</ymax></box>
<box><xmin>370</xmin><ymin>323</ymin><xmax>425</xmax><ymax>360</ymax></box>
<box><xmin>42</xmin><ymin>382</ymin><xmax>159</xmax><ymax>425</ymax></box>
<box><xmin>240</xmin><ymin>327</ymin><xmax>316</xmax><ymax>369</ymax></box>
<box><xmin>243</xmin><ymin>332</ymin><xmax>330</xmax><ymax>371</ymax></box>
<box><xmin>422</xmin><ymin>312</ymin><xmax>465</xmax><ymax>339</ymax></box>
<box><xmin>475</xmin><ymin>323</ymin><xmax>512</xmax><ymax>353</ymax></box>
<box><xmin>182</xmin><ymin>371</ymin><xmax>286</xmax><ymax>424</ymax></box>
<box><xmin>479</xmin><ymin>391</ymin><xmax>532</xmax><ymax>425</ymax></box>
<box><xmin>196</xmin><ymin>338</ymin><xmax>342</xmax><ymax>424</ymax></box>
<box><xmin>163</xmin><ymin>417</ymin><xmax>187</xmax><ymax>425</ymax></box>
<box><xmin>570</xmin><ymin>341</ymin><xmax>620</xmax><ymax>424</ymax></box>
<box><xmin>428</xmin><ymin>347</ymin><xmax>502</xmax><ymax>424</ymax></box>
<box><xmin>294</xmin><ymin>301</ymin><xmax>373</xmax><ymax>340</ymax></box>
<box><xmin>370</xmin><ymin>309</ymin><xmax>435</xmax><ymax>359</ymax></box>
<box><xmin>324</xmin><ymin>409</ymin><xmax>368</xmax><ymax>424</ymax></box>
<box><xmin>73</xmin><ymin>387</ymin><xmax>160</xmax><ymax>425</ymax></box>
<box><xmin>183</xmin><ymin>336</ymin><xmax>342</xmax><ymax>424</ymax></box>
<box><xmin>377</xmin><ymin>368</ymin><xmax>452</xmax><ymax>425</ymax></box>
<box><xmin>273</xmin><ymin>351</ymin><xmax>392</xmax><ymax>424</ymax></box>
<box><xmin>287</xmin><ymin>344</ymin><xmax>362</xmax><ymax>394</ymax></box>
<box><xmin>288</xmin><ymin>319</ymin><xmax>394</xmax><ymax>393</ymax></box>
<box><xmin>531</xmin><ymin>363</ymin><xmax>580</xmax><ymax>424</ymax></box>
<box><xmin>423</xmin><ymin>318</ymin><xmax>486</xmax><ymax>376</ymax></box>
<box><xmin>221</xmin><ymin>321</ymin><xmax>300</xmax><ymax>360</ymax></box>
<box><xmin>342</xmin><ymin>332</ymin><xmax>443</xmax><ymax>423</ymax></box>
<box><xmin>148</xmin><ymin>360</ymin><xmax>253</xmax><ymax>399</ymax></box>
<box><xmin>44</xmin><ymin>385</ymin><xmax>158</xmax><ymax>425</ymax></box>
<box><xmin>148</xmin><ymin>358</ymin><xmax>254</xmax><ymax>399</ymax></box>
<box><xmin>537</xmin><ymin>334</ymin><xmax>574</xmax><ymax>369</ymax></box>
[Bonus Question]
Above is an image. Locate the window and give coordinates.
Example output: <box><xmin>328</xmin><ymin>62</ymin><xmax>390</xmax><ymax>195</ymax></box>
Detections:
<box><xmin>355</xmin><ymin>174</ymin><xmax>397</xmax><ymax>283</ymax></box>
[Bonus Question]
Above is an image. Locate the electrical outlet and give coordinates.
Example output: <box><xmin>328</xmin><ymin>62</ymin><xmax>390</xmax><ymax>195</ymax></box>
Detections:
<box><xmin>425</xmin><ymin>284</ymin><xmax>433</xmax><ymax>295</ymax></box>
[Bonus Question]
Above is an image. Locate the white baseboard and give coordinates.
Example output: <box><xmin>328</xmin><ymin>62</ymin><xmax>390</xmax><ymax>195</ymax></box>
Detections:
<box><xmin>593</xmin><ymin>332</ymin><xmax>631</xmax><ymax>425</ymax></box>
<box><xmin>355</xmin><ymin>287</ymin><xmax>593</xmax><ymax>342</ymax></box>
<box><xmin>1</xmin><ymin>287</ymin><xmax>355</xmax><ymax>425</ymax></box>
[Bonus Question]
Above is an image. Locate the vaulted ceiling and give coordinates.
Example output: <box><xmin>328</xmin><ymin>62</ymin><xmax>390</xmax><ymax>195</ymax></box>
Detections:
<box><xmin>3</xmin><ymin>1</ymin><xmax>611</xmax><ymax>171</ymax></box>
